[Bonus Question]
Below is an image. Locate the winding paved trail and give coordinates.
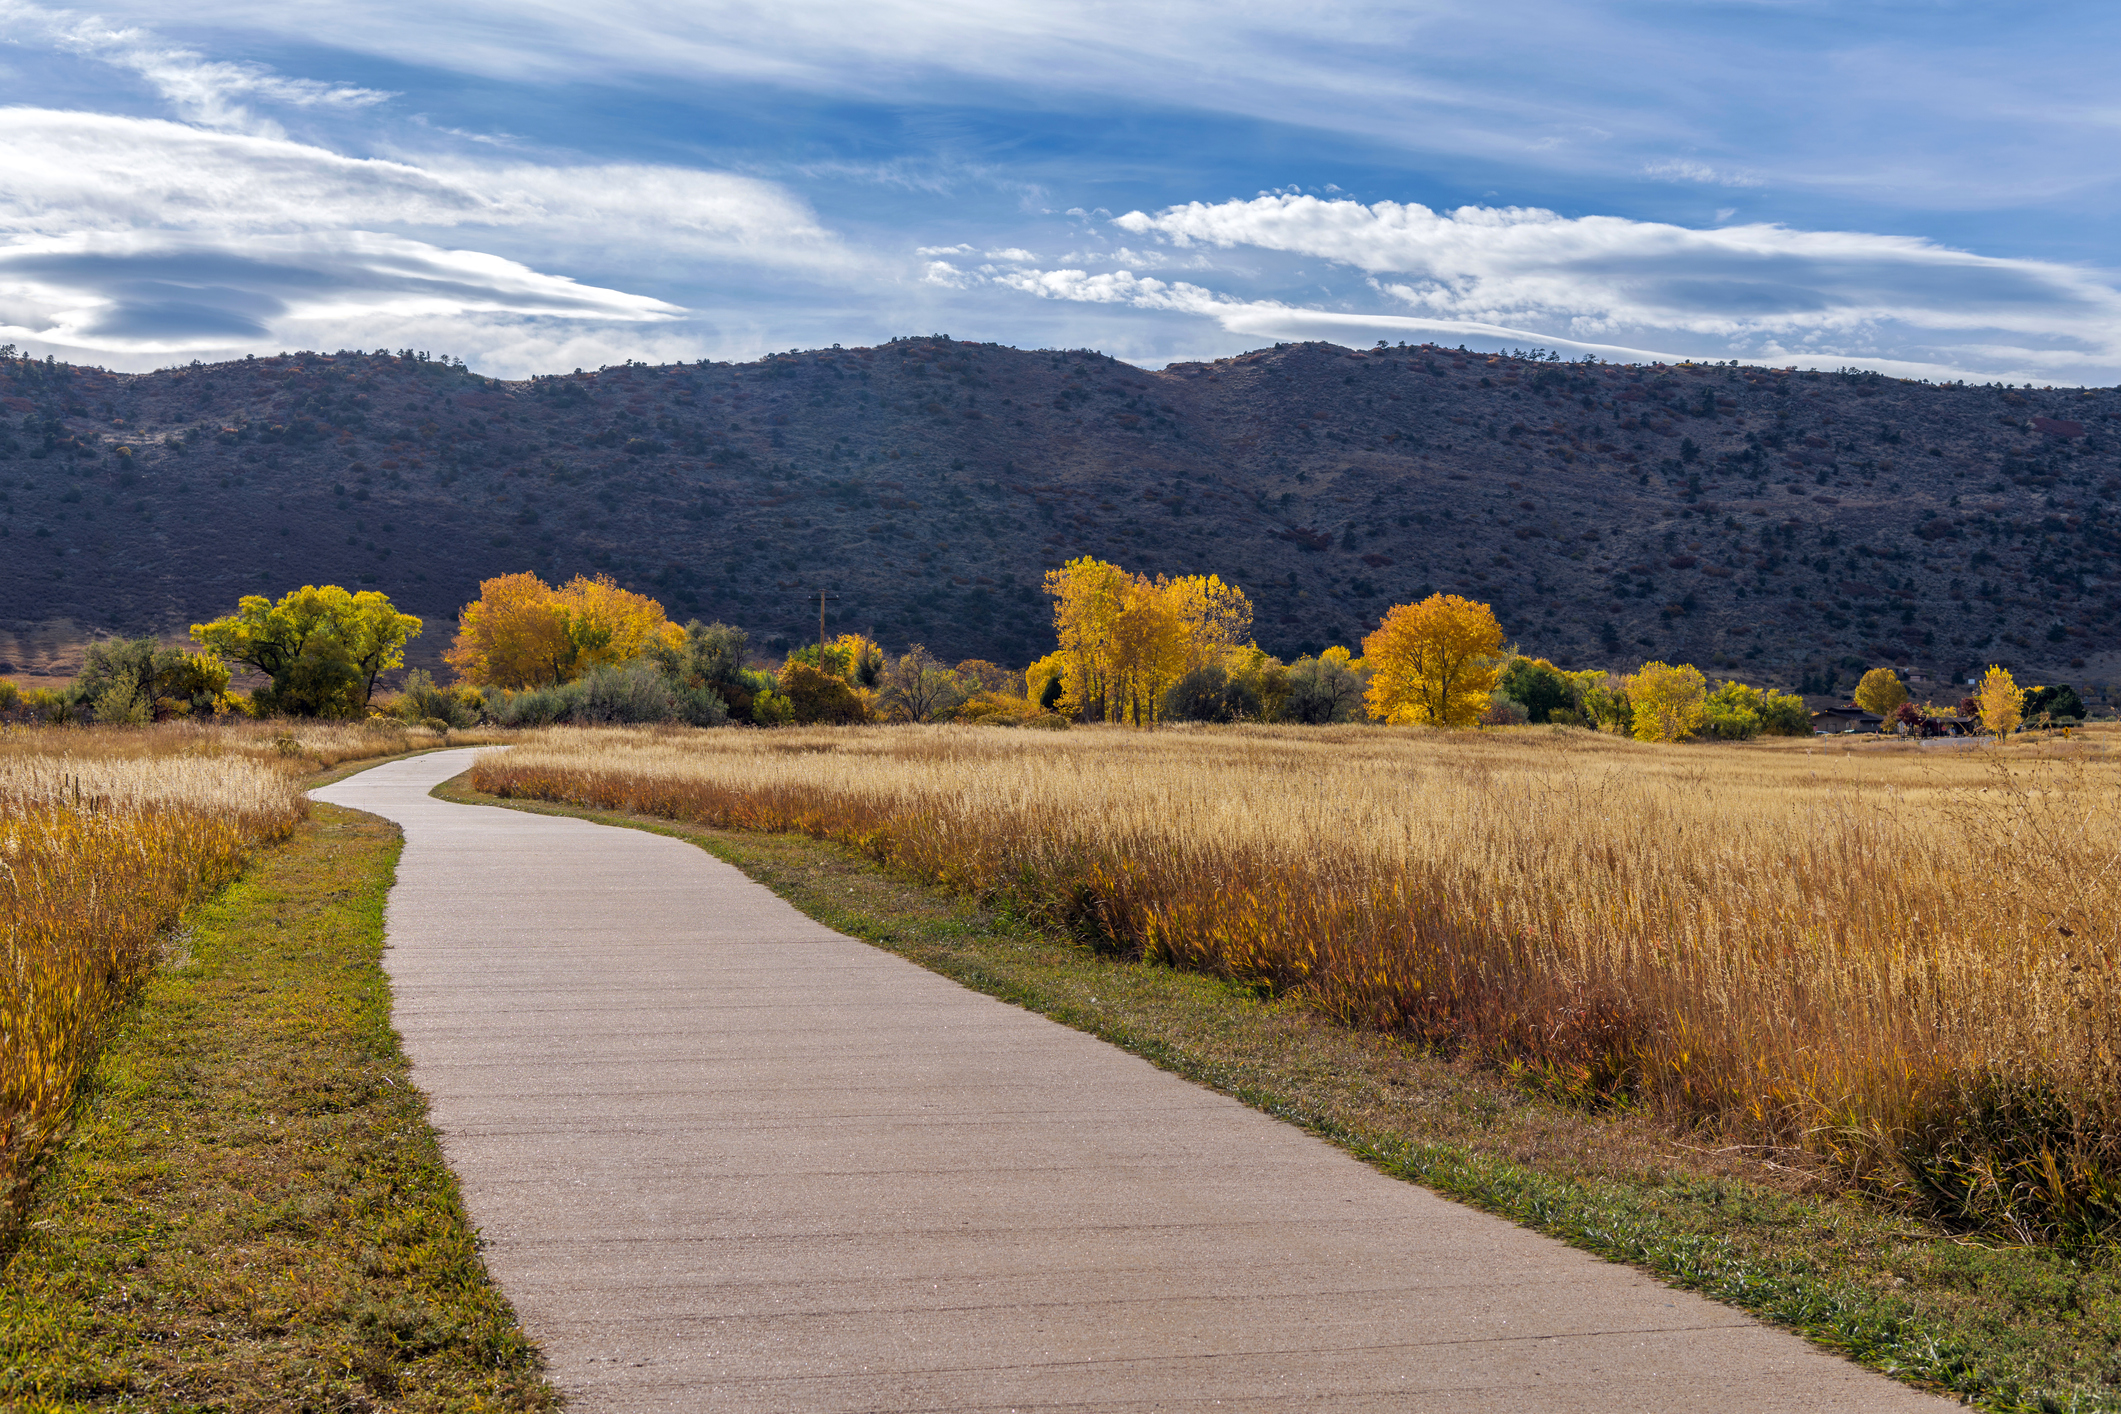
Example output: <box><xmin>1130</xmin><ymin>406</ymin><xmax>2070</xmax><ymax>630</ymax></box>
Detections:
<box><xmin>315</xmin><ymin>749</ymin><xmax>1951</xmax><ymax>1412</ymax></box>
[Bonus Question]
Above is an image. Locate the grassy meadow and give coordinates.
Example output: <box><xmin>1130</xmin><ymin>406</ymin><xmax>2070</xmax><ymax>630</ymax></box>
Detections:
<box><xmin>0</xmin><ymin>717</ymin><xmax>500</xmax><ymax>1233</ymax></box>
<box><xmin>474</xmin><ymin>721</ymin><xmax>2121</xmax><ymax>1242</ymax></box>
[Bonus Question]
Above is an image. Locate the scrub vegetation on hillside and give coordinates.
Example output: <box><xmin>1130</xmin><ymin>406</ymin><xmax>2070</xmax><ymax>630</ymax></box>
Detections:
<box><xmin>6</xmin><ymin>340</ymin><xmax>2118</xmax><ymax>695</ymax></box>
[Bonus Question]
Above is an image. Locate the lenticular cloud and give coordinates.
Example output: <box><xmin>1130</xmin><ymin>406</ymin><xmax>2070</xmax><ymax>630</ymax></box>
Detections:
<box><xmin>1112</xmin><ymin>195</ymin><xmax>2121</xmax><ymax>347</ymax></box>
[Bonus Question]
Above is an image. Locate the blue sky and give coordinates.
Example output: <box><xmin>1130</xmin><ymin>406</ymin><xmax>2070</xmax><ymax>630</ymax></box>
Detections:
<box><xmin>2</xmin><ymin>0</ymin><xmax>2118</xmax><ymax>382</ymax></box>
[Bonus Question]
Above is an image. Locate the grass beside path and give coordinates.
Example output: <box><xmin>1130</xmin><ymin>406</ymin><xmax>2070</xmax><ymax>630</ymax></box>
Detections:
<box><xmin>0</xmin><ymin>803</ymin><xmax>558</xmax><ymax>1413</ymax></box>
<box><xmin>436</xmin><ymin>772</ymin><xmax>2121</xmax><ymax>1414</ymax></box>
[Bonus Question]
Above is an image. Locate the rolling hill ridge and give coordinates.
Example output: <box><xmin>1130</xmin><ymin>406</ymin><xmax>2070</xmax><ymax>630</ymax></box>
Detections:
<box><xmin>2</xmin><ymin>339</ymin><xmax>2117</xmax><ymax>702</ymax></box>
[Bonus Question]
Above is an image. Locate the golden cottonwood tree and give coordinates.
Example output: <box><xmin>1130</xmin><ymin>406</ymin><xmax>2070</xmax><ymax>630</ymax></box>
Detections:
<box><xmin>1170</xmin><ymin>574</ymin><xmax>1254</xmax><ymax>673</ymax></box>
<box><xmin>1975</xmin><ymin>664</ymin><xmax>2022</xmax><ymax>737</ymax></box>
<box><xmin>1044</xmin><ymin>558</ymin><xmax>1257</xmax><ymax>725</ymax></box>
<box><xmin>445</xmin><ymin>573</ymin><xmax>572</xmax><ymax>688</ymax></box>
<box><xmin>1853</xmin><ymin>667</ymin><xmax>1909</xmax><ymax>717</ymax></box>
<box><xmin>1361</xmin><ymin>594</ymin><xmax>1503</xmax><ymax>726</ymax></box>
<box><xmin>1624</xmin><ymin>661</ymin><xmax>1708</xmax><ymax>742</ymax></box>
<box><xmin>447</xmin><ymin>572</ymin><xmax>679</xmax><ymax>688</ymax></box>
<box><xmin>1046</xmin><ymin>557</ymin><xmax>1130</xmax><ymax>720</ymax></box>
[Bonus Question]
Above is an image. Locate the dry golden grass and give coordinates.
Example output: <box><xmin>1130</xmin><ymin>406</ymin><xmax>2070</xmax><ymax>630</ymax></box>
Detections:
<box><xmin>475</xmin><ymin>721</ymin><xmax>2121</xmax><ymax>1241</ymax></box>
<box><xmin>0</xmin><ymin>715</ymin><xmax>506</xmax><ymax>775</ymax></box>
<box><xmin>0</xmin><ymin>716</ymin><xmax>508</xmax><ymax>1233</ymax></box>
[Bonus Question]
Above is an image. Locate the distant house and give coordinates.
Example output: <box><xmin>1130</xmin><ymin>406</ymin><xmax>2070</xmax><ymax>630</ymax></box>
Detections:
<box><xmin>1812</xmin><ymin>706</ymin><xmax>1885</xmax><ymax>733</ymax></box>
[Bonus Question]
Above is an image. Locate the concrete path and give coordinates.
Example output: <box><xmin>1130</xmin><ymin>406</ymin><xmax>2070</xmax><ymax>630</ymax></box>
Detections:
<box><xmin>315</xmin><ymin>750</ymin><xmax>1953</xmax><ymax>1413</ymax></box>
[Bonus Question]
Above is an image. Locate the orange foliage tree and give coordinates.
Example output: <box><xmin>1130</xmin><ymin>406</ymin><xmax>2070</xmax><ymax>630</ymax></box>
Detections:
<box><xmin>446</xmin><ymin>572</ymin><xmax>680</xmax><ymax>688</ymax></box>
<box><xmin>1361</xmin><ymin>593</ymin><xmax>1504</xmax><ymax>727</ymax></box>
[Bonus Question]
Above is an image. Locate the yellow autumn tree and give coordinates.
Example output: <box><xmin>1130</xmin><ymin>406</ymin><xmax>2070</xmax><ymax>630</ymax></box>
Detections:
<box><xmin>1624</xmin><ymin>660</ymin><xmax>1709</xmax><ymax>742</ymax></box>
<box><xmin>1361</xmin><ymin>594</ymin><xmax>1504</xmax><ymax>726</ymax></box>
<box><xmin>1046</xmin><ymin>556</ymin><xmax>1131</xmax><ymax>720</ymax></box>
<box><xmin>1974</xmin><ymin>664</ymin><xmax>2022</xmax><ymax>738</ymax></box>
<box><xmin>447</xmin><ymin>572</ymin><xmax>680</xmax><ymax>688</ymax></box>
<box><xmin>446</xmin><ymin>572</ymin><xmax>572</xmax><ymax>688</ymax></box>
<box><xmin>1107</xmin><ymin>575</ymin><xmax>1188</xmax><ymax>725</ymax></box>
<box><xmin>1169</xmin><ymin>573</ymin><xmax>1254</xmax><ymax>674</ymax></box>
<box><xmin>1044</xmin><ymin>558</ymin><xmax>1258</xmax><ymax>725</ymax></box>
<box><xmin>1852</xmin><ymin>667</ymin><xmax>1909</xmax><ymax>717</ymax></box>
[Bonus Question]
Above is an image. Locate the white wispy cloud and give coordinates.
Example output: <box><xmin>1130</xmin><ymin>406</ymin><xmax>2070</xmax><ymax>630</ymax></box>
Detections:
<box><xmin>3</xmin><ymin>0</ymin><xmax>393</xmax><ymax>137</ymax></box>
<box><xmin>0</xmin><ymin>109</ymin><xmax>845</xmax><ymax>264</ymax></box>
<box><xmin>0</xmin><ymin>107</ymin><xmax>862</xmax><ymax>362</ymax></box>
<box><xmin>51</xmin><ymin>1</ymin><xmax>2121</xmax><ymax>213</ymax></box>
<box><xmin>1641</xmin><ymin>159</ymin><xmax>1762</xmax><ymax>188</ymax></box>
<box><xmin>1074</xmin><ymin>194</ymin><xmax>2121</xmax><ymax>378</ymax></box>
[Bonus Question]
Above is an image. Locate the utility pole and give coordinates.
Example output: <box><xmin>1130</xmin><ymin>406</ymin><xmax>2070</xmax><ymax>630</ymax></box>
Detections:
<box><xmin>815</xmin><ymin>588</ymin><xmax>839</xmax><ymax>658</ymax></box>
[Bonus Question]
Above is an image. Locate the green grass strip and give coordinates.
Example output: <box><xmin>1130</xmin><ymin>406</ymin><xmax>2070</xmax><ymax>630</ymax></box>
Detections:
<box><xmin>439</xmin><ymin>776</ymin><xmax>2121</xmax><ymax>1414</ymax></box>
<box><xmin>0</xmin><ymin>803</ymin><xmax>558</xmax><ymax>1413</ymax></box>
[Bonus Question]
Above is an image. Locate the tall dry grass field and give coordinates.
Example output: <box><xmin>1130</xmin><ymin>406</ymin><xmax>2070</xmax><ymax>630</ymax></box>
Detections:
<box><xmin>0</xmin><ymin>717</ymin><xmax>478</xmax><ymax>1226</ymax></box>
<box><xmin>476</xmin><ymin>723</ymin><xmax>2121</xmax><ymax>1240</ymax></box>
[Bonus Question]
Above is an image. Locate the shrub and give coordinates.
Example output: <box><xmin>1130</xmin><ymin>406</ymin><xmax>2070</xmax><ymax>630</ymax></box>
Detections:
<box><xmin>955</xmin><ymin>691</ymin><xmax>1039</xmax><ymax>726</ymax></box>
<box><xmin>22</xmin><ymin>687</ymin><xmax>77</xmax><ymax>725</ymax></box>
<box><xmin>782</xmin><ymin>661</ymin><xmax>872</xmax><ymax>725</ymax></box>
<box><xmin>1281</xmin><ymin>655</ymin><xmax>1364</xmax><ymax>724</ymax></box>
<box><xmin>1498</xmin><ymin>657</ymin><xmax>1576</xmax><ymax>723</ymax></box>
<box><xmin>388</xmin><ymin>669</ymin><xmax>479</xmax><ymax>729</ymax></box>
<box><xmin>1162</xmin><ymin>664</ymin><xmax>1261</xmax><ymax>723</ymax></box>
<box><xmin>673</xmin><ymin>683</ymin><xmax>730</xmax><ymax>728</ymax></box>
<box><xmin>1478</xmin><ymin>690</ymin><xmax>1529</xmax><ymax>726</ymax></box>
<box><xmin>488</xmin><ymin>682</ymin><xmax>578</xmax><ymax>727</ymax></box>
<box><xmin>574</xmin><ymin>662</ymin><xmax>680</xmax><ymax>725</ymax></box>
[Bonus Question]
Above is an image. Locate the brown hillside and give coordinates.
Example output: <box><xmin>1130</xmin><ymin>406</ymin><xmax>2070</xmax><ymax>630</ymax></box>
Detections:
<box><xmin>1</xmin><ymin>340</ymin><xmax>2117</xmax><ymax>702</ymax></box>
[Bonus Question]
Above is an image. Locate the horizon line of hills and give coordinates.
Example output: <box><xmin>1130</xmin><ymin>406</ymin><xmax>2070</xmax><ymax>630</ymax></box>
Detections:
<box><xmin>0</xmin><ymin>337</ymin><xmax>2116</xmax><ymax>710</ymax></box>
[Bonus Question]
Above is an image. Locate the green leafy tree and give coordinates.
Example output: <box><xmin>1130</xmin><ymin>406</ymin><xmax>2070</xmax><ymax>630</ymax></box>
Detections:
<box><xmin>1162</xmin><ymin>663</ymin><xmax>1261</xmax><ymax>723</ymax></box>
<box><xmin>650</xmin><ymin>620</ymin><xmax>754</xmax><ymax>724</ymax></box>
<box><xmin>1498</xmin><ymin>656</ymin><xmax>1577</xmax><ymax>723</ymax></box>
<box><xmin>192</xmin><ymin>585</ymin><xmax>421</xmax><ymax>717</ymax></box>
<box><xmin>76</xmin><ymin>638</ymin><xmax>160</xmax><ymax>724</ymax></box>
<box><xmin>1701</xmin><ymin>680</ymin><xmax>1766</xmax><ymax>739</ymax></box>
<box><xmin>1756</xmin><ymin>686</ymin><xmax>1812</xmax><ymax>735</ymax></box>
<box><xmin>2020</xmin><ymin>683</ymin><xmax>2086</xmax><ymax>728</ymax></box>
<box><xmin>74</xmin><ymin>638</ymin><xmax>232</xmax><ymax>722</ymax></box>
<box><xmin>1578</xmin><ymin>673</ymin><xmax>1633</xmax><ymax>735</ymax></box>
